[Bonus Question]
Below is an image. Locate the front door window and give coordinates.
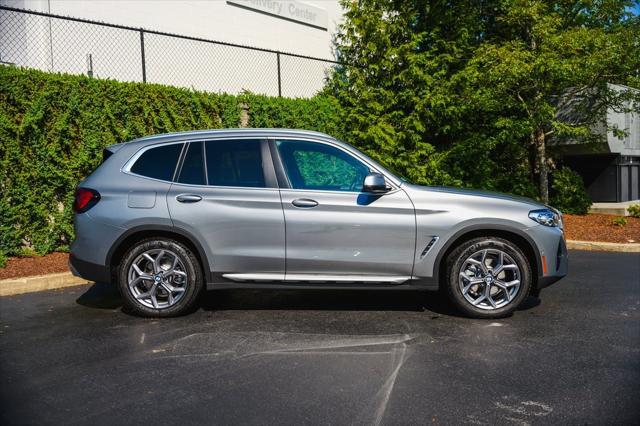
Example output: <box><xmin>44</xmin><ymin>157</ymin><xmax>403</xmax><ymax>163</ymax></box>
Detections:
<box><xmin>276</xmin><ymin>140</ymin><xmax>369</xmax><ymax>192</ymax></box>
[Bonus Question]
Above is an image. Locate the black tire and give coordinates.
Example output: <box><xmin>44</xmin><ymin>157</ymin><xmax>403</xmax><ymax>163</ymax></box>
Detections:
<box><xmin>118</xmin><ymin>238</ymin><xmax>204</xmax><ymax>317</ymax></box>
<box><xmin>445</xmin><ymin>237</ymin><xmax>532</xmax><ymax>319</ymax></box>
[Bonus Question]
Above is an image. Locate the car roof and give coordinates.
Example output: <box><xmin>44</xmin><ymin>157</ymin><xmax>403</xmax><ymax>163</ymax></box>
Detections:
<box><xmin>105</xmin><ymin>128</ymin><xmax>403</xmax><ymax>186</ymax></box>
<box><xmin>107</xmin><ymin>128</ymin><xmax>336</xmax><ymax>151</ymax></box>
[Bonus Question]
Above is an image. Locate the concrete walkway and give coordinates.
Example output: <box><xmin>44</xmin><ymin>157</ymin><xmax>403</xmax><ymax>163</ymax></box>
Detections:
<box><xmin>589</xmin><ymin>200</ymin><xmax>639</xmax><ymax>216</ymax></box>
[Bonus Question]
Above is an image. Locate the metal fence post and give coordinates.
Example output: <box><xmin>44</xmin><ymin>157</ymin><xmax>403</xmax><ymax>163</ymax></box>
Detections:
<box><xmin>0</xmin><ymin>6</ymin><xmax>341</xmax><ymax>96</ymax></box>
<box><xmin>140</xmin><ymin>29</ymin><xmax>147</xmax><ymax>83</ymax></box>
<box><xmin>86</xmin><ymin>53</ymin><xmax>93</xmax><ymax>78</ymax></box>
<box><xmin>276</xmin><ymin>52</ymin><xmax>282</xmax><ymax>97</ymax></box>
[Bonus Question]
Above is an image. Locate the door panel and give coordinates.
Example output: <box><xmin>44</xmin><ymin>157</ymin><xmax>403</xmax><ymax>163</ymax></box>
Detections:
<box><xmin>280</xmin><ymin>189</ymin><xmax>416</xmax><ymax>276</ymax></box>
<box><xmin>167</xmin><ymin>139</ymin><xmax>285</xmax><ymax>277</ymax></box>
<box><xmin>167</xmin><ymin>185</ymin><xmax>285</xmax><ymax>275</ymax></box>
<box><xmin>273</xmin><ymin>138</ymin><xmax>416</xmax><ymax>278</ymax></box>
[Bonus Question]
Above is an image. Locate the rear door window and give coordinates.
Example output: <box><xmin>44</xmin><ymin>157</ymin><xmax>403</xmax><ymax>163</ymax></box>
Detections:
<box><xmin>177</xmin><ymin>142</ymin><xmax>206</xmax><ymax>185</ymax></box>
<box><xmin>205</xmin><ymin>139</ymin><xmax>265</xmax><ymax>188</ymax></box>
<box><xmin>130</xmin><ymin>143</ymin><xmax>183</xmax><ymax>181</ymax></box>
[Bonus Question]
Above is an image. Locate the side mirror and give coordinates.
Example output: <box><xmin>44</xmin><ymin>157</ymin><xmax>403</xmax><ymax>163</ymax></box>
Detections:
<box><xmin>363</xmin><ymin>173</ymin><xmax>390</xmax><ymax>193</ymax></box>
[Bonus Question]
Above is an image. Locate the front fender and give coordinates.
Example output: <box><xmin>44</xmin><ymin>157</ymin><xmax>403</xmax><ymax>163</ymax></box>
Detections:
<box><xmin>412</xmin><ymin>219</ymin><xmax>542</xmax><ymax>286</ymax></box>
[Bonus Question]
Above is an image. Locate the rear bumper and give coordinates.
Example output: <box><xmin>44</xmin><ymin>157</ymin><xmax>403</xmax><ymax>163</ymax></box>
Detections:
<box><xmin>69</xmin><ymin>254</ymin><xmax>111</xmax><ymax>283</ymax></box>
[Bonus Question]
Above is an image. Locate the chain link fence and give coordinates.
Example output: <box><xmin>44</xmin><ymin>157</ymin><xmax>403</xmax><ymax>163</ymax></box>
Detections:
<box><xmin>0</xmin><ymin>6</ymin><xmax>338</xmax><ymax>98</ymax></box>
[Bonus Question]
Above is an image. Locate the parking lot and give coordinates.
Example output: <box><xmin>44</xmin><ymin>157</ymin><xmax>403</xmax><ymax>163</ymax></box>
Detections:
<box><xmin>1</xmin><ymin>250</ymin><xmax>638</xmax><ymax>425</ymax></box>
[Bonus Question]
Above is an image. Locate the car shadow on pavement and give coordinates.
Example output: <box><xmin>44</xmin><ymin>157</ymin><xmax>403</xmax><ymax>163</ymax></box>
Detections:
<box><xmin>75</xmin><ymin>282</ymin><xmax>540</xmax><ymax>317</ymax></box>
<box><xmin>76</xmin><ymin>282</ymin><xmax>122</xmax><ymax>310</ymax></box>
<box><xmin>199</xmin><ymin>286</ymin><xmax>540</xmax><ymax>316</ymax></box>
<box><xmin>200</xmin><ymin>289</ymin><xmax>432</xmax><ymax>312</ymax></box>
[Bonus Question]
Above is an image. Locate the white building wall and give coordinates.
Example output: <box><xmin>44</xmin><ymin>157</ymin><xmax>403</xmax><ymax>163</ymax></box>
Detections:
<box><xmin>0</xmin><ymin>0</ymin><xmax>344</xmax><ymax>97</ymax></box>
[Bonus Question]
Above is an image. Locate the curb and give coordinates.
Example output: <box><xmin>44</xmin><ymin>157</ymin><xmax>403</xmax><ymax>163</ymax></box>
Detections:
<box><xmin>566</xmin><ymin>240</ymin><xmax>640</xmax><ymax>253</ymax></box>
<box><xmin>0</xmin><ymin>272</ymin><xmax>91</xmax><ymax>297</ymax></box>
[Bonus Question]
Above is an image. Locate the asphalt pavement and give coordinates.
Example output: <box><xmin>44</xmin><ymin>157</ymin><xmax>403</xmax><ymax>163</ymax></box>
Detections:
<box><xmin>1</xmin><ymin>250</ymin><xmax>639</xmax><ymax>425</ymax></box>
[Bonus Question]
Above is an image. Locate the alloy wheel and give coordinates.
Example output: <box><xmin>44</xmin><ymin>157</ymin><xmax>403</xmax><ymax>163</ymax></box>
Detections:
<box><xmin>458</xmin><ymin>249</ymin><xmax>521</xmax><ymax>310</ymax></box>
<box><xmin>127</xmin><ymin>249</ymin><xmax>188</xmax><ymax>309</ymax></box>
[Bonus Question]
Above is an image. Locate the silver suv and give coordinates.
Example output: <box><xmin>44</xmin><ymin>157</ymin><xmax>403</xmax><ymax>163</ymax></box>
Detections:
<box><xmin>70</xmin><ymin>129</ymin><xmax>567</xmax><ymax>318</ymax></box>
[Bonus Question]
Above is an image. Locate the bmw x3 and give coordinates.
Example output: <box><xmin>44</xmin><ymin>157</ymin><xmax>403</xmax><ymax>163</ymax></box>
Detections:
<box><xmin>70</xmin><ymin>129</ymin><xmax>568</xmax><ymax>318</ymax></box>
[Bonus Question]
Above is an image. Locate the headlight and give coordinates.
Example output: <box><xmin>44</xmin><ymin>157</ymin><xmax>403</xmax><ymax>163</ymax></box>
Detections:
<box><xmin>528</xmin><ymin>209</ymin><xmax>561</xmax><ymax>227</ymax></box>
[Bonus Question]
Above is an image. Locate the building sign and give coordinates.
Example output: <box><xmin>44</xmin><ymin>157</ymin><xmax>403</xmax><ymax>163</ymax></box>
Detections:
<box><xmin>227</xmin><ymin>1</ymin><xmax>328</xmax><ymax>30</ymax></box>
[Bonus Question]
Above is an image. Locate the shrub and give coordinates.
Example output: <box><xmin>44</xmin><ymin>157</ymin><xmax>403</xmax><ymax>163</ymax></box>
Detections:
<box><xmin>627</xmin><ymin>204</ymin><xmax>640</xmax><ymax>218</ymax></box>
<box><xmin>611</xmin><ymin>217</ymin><xmax>627</xmax><ymax>227</ymax></box>
<box><xmin>550</xmin><ymin>167</ymin><xmax>592</xmax><ymax>215</ymax></box>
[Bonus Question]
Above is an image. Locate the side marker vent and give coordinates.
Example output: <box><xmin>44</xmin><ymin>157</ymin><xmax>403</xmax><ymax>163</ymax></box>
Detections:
<box><xmin>420</xmin><ymin>236</ymin><xmax>439</xmax><ymax>258</ymax></box>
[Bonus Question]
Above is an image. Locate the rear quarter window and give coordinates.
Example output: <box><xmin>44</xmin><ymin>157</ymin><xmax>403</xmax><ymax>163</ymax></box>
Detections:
<box><xmin>130</xmin><ymin>143</ymin><xmax>183</xmax><ymax>181</ymax></box>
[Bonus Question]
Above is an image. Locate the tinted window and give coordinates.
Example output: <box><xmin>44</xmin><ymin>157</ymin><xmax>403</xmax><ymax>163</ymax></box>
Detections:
<box><xmin>177</xmin><ymin>142</ymin><xmax>205</xmax><ymax>185</ymax></box>
<box><xmin>205</xmin><ymin>139</ymin><xmax>265</xmax><ymax>188</ymax></box>
<box><xmin>131</xmin><ymin>143</ymin><xmax>183</xmax><ymax>181</ymax></box>
<box><xmin>276</xmin><ymin>140</ymin><xmax>369</xmax><ymax>192</ymax></box>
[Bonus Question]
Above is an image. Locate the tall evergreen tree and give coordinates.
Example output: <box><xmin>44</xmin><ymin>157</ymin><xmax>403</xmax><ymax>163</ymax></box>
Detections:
<box><xmin>328</xmin><ymin>0</ymin><xmax>640</xmax><ymax>201</ymax></box>
<box><xmin>327</xmin><ymin>0</ymin><xmax>492</xmax><ymax>185</ymax></box>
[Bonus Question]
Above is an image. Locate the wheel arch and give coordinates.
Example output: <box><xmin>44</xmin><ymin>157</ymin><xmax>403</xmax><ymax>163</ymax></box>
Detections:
<box><xmin>107</xmin><ymin>225</ymin><xmax>211</xmax><ymax>282</ymax></box>
<box><xmin>434</xmin><ymin>225</ymin><xmax>541</xmax><ymax>291</ymax></box>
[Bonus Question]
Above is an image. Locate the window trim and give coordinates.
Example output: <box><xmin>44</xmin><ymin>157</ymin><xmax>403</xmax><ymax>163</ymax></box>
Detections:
<box><xmin>121</xmin><ymin>136</ymin><xmax>396</xmax><ymax>192</ymax></box>
<box><xmin>269</xmin><ymin>137</ymin><xmax>400</xmax><ymax>194</ymax></box>
<box><xmin>168</xmin><ymin>137</ymin><xmax>277</xmax><ymax>189</ymax></box>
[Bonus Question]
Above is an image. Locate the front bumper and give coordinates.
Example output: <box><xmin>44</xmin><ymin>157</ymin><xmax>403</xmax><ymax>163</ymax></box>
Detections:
<box><xmin>526</xmin><ymin>224</ymin><xmax>568</xmax><ymax>292</ymax></box>
<box><xmin>537</xmin><ymin>235</ymin><xmax>568</xmax><ymax>291</ymax></box>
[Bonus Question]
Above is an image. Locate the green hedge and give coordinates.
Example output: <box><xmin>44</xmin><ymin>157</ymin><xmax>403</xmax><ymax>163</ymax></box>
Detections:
<box><xmin>0</xmin><ymin>67</ymin><xmax>342</xmax><ymax>260</ymax></box>
<box><xmin>0</xmin><ymin>66</ymin><xmax>593</xmax><ymax>263</ymax></box>
<box><xmin>241</xmin><ymin>93</ymin><xmax>346</xmax><ymax>139</ymax></box>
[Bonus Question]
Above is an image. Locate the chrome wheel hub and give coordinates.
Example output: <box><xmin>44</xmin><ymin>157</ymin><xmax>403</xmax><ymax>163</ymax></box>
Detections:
<box><xmin>458</xmin><ymin>249</ymin><xmax>521</xmax><ymax>310</ymax></box>
<box><xmin>127</xmin><ymin>249</ymin><xmax>188</xmax><ymax>309</ymax></box>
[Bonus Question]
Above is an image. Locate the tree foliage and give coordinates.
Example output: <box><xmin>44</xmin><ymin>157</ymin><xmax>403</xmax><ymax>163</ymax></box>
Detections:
<box><xmin>550</xmin><ymin>166</ymin><xmax>592</xmax><ymax>214</ymax></box>
<box><xmin>328</xmin><ymin>0</ymin><xmax>640</xmax><ymax>200</ymax></box>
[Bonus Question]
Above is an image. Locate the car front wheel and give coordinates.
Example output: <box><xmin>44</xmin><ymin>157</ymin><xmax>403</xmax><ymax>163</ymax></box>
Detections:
<box><xmin>445</xmin><ymin>237</ymin><xmax>532</xmax><ymax>318</ymax></box>
<box><xmin>118</xmin><ymin>238</ymin><xmax>204</xmax><ymax>317</ymax></box>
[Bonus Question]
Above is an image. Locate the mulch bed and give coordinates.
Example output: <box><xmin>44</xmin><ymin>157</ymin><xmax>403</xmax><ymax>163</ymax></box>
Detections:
<box><xmin>563</xmin><ymin>214</ymin><xmax>640</xmax><ymax>244</ymax></box>
<box><xmin>0</xmin><ymin>252</ymin><xmax>70</xmax><ymax>281</ymax></box>
<box><xmin>1</xmin><ymin>214</ymin><xmax>638</xmax><ymax>280</ymax></box>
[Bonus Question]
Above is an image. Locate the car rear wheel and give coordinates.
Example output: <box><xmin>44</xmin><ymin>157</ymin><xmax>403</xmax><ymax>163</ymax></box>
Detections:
<box><xmin>445</xmin><ymin>237</ymin><xmax>532</xmax><ymax>318</ymax></box>
<box><xmin>118</xmin><ymin>238</ymin><xmax>204</xmax><ymax>317</ymax></box>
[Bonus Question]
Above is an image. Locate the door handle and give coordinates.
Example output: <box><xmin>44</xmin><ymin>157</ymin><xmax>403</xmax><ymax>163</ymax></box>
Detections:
<box><xmin>292</xmin><ymin>198</ymin><xmax>318</xmax><ymax>208</ymax></box>
<box><xmin>176</xmin><ymin>194</ymin><xmax>202</xmax><ymax>203</ymax></box>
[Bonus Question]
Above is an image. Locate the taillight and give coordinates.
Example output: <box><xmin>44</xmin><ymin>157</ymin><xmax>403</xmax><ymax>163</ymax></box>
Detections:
<box><xmin>73</xmin><ymin>188</ymin><xmax>100</xmax><ymax>213</ymax></box>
